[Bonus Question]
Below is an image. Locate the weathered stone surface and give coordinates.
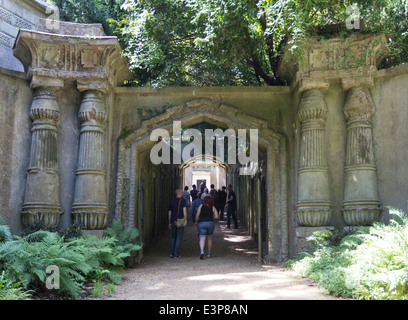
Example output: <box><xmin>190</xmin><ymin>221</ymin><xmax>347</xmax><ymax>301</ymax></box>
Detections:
<box><xmin>296</xmin><ymin>89</ymin><xmax>331</xmax><ymax>227</ymax></box>
<box><xmin>13</xmin><ymin>26</ymin><xmax>133</xmax><ymax>88</ymax></box>
<box><xmin>72</xmin><ymin>90</ymin><xmax>108</xmax><ymax>230</ymax></box>
<box><xmin>279</xmin><ymin>33</ymin><xmax>388</xmax><ymax>91</ymax></box>
<box><xmin>295</xmin><ymin>226</ymin><xmax>334</xmax><ymax>254</ymax></box>
<box><xmin>342</xmin><ymin>86</ymin><xmax>381</xmax><ymax>226</ymax></box>
<box><xmin>0</xmin><ymin>0</ymin><xmax>48</xmax><ymax>72</ymax></box>
<box><xmin>21</xmin><ymin>87</ymin><xmax>62</xmax><ymax>227</ymax></box>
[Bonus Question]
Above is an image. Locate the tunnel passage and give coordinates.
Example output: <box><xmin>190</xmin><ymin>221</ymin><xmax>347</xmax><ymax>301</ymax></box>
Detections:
<box><xmin>114</xmin><ymin>99</ymin><xmax>289</xmax><ymax>262</ymax></box>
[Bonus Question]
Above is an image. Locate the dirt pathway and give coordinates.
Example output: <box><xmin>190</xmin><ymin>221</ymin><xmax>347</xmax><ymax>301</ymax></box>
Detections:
<box><xmin>101</xmin><ymin>219</ymin><xmax>338</xmax><ymax>300</ymax></box>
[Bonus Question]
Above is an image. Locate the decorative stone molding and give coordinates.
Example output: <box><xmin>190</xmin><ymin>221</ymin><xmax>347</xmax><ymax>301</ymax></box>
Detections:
<box><xmin>22</xmin><ymin>87</ymin><xmax>62</xmax><ymax>227</ymax></box>
<box><xmin>72</xmin><ymin>90</ymin><xmax>108</xmax><ymax>230</ymax></box>
<box><xmin>296</xmin><ymin>89</ymin><xmax>331</xmax><ymax>226</ymax></box>
<box><xmin>278</xmin><ymin>33</ymin><xmax>388</xmax><ymax>92</ymax></box>
<box><xmin>342</xmin><ymin>86</ymin><xmax>381</xmax><ymax>225</ymax></box>
<box><xmin>13</xmin><ymin>22</ymin><xmax>133</xmax><ymax>89</ymax></box>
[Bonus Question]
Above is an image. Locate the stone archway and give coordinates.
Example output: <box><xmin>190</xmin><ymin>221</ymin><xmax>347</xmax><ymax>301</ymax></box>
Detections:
<box><xmin>114</xmin><ymin>98</ymin><xmax>289</xmax><ymax>262</ymax></box>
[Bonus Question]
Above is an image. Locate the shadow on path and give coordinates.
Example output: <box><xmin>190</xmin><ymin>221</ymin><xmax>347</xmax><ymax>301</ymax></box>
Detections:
<box><xmin>103</xmin><ymin>219</ymin><xmax>339</xmax><ymax>300</ymax></box>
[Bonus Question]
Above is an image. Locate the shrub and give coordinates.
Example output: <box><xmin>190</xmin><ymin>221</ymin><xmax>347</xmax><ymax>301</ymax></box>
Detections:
<box><xmin>286</xmin><ymin>208</ymin><xmax>408</xmax><ymax>300</ymax></box>
<box><xmin>0</xmin><ymin>219</ymin><xmax>142</xmax><ymax>299</ymax></box>
<box><xmin>0</xmin><ymin>217</ymin><xmax>12</xmax><ymax>244</ymax></box>
<box><xmin>0</xmin><ymin>271</ymin><xmax>32</xmax><ymax>300</ymax></box>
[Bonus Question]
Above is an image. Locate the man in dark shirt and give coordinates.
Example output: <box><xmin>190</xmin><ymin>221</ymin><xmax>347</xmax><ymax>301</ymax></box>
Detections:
<box><xmin>168</xmin><ymin>189</ymin><xmax>187</xmax><ymax>258</ymax></box>
<box><xmin>217</xmin><ymin>186</ymin><xmax>227</xmax><ymax>220</ymax></box>
<box><xmin>226</xmin><ymin>184</ymin><xmax>238</xmax><ymax>229</ymax></box>
<box><xmin>190</xmin><ymin>184</ymin><xmax>198</xmax><ymax>202</ymax></box>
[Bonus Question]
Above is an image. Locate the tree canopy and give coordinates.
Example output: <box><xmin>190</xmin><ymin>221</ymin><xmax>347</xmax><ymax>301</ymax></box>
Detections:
<box><xmin>51</xmin><ymin>0</ymin><xmax>408</xmax><ymax>87</ymax></box>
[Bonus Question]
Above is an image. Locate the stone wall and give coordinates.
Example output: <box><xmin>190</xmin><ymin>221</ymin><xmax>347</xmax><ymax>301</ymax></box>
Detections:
<box><xmin>0</xmin><ymin>71</ymin><xmax>32</xmax><ymax>234</ymax></box>
<box><xmin>3</xmin><ymin>6</ymin><xmax>408</xmax><ymax>261</ymax></box>
<box><xmin>0</xmin><ymin>0</ymin><xmax>48</xmax><ymax>72</ymax></box>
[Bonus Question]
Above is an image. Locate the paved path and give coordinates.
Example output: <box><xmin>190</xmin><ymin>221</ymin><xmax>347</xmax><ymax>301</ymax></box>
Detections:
<box><xmin>101</xmin><ymin>219</ymin><xmax>339</xmax><ymax>300</ymax></box>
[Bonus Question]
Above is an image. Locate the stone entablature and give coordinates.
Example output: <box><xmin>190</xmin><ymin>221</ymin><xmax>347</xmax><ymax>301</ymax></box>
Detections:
<box><xmin>279</xmin><ymin>33</ymin><xmax>388</xmax><ymax>92</ymax></box>
<box><xmin>13</xmin><ymin>22</ymin><xmax>132</xmax><ymax>90</ymax></box>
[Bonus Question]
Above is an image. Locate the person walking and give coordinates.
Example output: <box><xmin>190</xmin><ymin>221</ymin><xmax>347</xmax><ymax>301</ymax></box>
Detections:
<box><xmin>195</xmin><ymin>196</ymin><xmax>219</xmax><ymax>259</ymax></box>
<box><xmin>201</xmin><ymin>187</ymin><xmax>210</xmax><ymax>199</ymax></box>
<box><xmin>183</xmin><ymin>186</ymin><xmax>191</xmax><ymax>209</ymax></box>
<box><xmin>217</xmin><ymin>186</ymin><xmax>227</xmax><ymax>221</ymax></box>
<box><xmin>191</xmin><ymin>192</ymin><xmax>203</xmax><ymax>223</ymax></box>
<box><xmin>226</xmin><ymin>184</ymin><xmax>238</xmax><ymax>229</ymax></box>
<box><xmin>168</xmin><ymin>189</ymin><xmax>187</xmax><ymax>258</ymax></box>
<box><xmin>190</xmin><ymin>184</ymin><xmax>198</xmax><ymax>202</ymax></box>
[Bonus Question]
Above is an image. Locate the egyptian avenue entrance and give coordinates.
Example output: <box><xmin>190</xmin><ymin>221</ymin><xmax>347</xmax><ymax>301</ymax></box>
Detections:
<box><xmin>115</xmin><ymin>98</ymin><xmax>289</xmax><ymax>262</ymax></box>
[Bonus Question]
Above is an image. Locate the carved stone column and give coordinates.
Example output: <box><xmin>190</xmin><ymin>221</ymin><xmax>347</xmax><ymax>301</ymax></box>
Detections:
<box><xmin>72</xmin><ymin>90</ymin><xmax>108</xmax><ymax>230</ymax></box>
<box><xmin>22</xmin><ymin>87</ymin><xmax>62</xmax><ymax>227</ymax></box>
<box><xmin>296</xmin><ymin>89</ymin><xmax>331</xmax><ymax>226</ymax></box>
<box><xmin>342</xmin><ymin>86</ymin><xmax>381</xmax><ymax>225</ymax></box>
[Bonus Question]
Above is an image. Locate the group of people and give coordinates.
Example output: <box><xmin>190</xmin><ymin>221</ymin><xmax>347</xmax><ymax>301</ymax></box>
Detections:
<box><xmin>168</xmin><ymin>183</ymin><xmax>238</xmax><ymax>259</ymax></box>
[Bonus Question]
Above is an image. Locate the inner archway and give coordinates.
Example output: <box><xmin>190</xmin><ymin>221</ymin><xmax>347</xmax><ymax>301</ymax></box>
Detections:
<box><xmin>114</xmin><ymin>98</ymin><xmax>288</xmax><ymax>262</ymax></box>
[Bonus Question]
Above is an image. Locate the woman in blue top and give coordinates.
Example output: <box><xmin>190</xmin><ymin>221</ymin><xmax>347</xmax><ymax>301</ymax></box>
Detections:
<box><xmin>195</xmin><ymin>196</ymin><xmax>219</xmax><ymax>259</ymax></box>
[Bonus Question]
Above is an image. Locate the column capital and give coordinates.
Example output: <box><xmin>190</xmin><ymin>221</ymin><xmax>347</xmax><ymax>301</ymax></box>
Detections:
<box><xmin>78</xmin><ymin>90</ymin><xmax>107</xmax><ymax>126</ymax></box>
<box><xmin>297</xmin><ymin>88</ymin><xmax>328</xmax><ymax>124</ymax></box>
<box><xmin>343</xmin><ymin>86</ymin><xmax>375</xmax><ymax>123</ymax></box>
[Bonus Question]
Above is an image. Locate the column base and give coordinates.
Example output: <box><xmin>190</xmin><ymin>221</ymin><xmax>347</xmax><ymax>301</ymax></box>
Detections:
<box><xmin>82</xmin><ymin>229</ymin><xmax>105</xmax><ymax>238</ymax></box>
<box><xmin>21</xmin><ymin>204</ymin><xmax>62</xmax><ymax>228</ymax></box>
<box><xmin>297</xmin><ymin>208</ymin><xmax>331</xmax><ymax>227</ymax></box>
<box><xmin>343</xmin><ymin>207</ymin><xmax>382</xmax><ymax>226</ymax></box>
<box><xmin>72</xmin><ymin>205</ymin><xmax>109</xmax><ymax>230</ymax></box>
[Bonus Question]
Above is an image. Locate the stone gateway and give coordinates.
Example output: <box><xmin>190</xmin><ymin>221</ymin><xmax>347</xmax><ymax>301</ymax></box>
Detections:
<box><xmin>1</xmin><ymin>0</ymin><xmax>408</xmax><ymax>262</ymax></box>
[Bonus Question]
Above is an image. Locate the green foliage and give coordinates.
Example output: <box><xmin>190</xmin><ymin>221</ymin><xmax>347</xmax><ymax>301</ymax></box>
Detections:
<box><xmin>50</xmin><ymin>0</ymin><xmax>408</xmax><ymax>87</ymax></box>
<box><xmin>0</xmin><ymin>219</ymin><xmax>142</xmax><ymax>299</ymax></box>
<box><xmin>21</xmin><ymin>220</ymin><xmax>83</xmax><ymax>240</ymax></box>
<box><xmin>0</xmin><ymin>271</ymin><xmax>32</xmax><ymax>300</ymax></box>
<box><xmin>287</xmin><ymin>208</ymin><xmax>408</xmax><ymax>300</ymax></box>
<box><xmin>0</xmin><ymin>216</ymin><xmax>12</xmax><ymax>244</ymax></box>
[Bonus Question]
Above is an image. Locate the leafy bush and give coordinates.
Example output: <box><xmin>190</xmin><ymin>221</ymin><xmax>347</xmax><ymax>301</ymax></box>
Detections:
<box><xmin>0</xmin><ymin>219</ymin><xmax>142</xmax><ymax>299</ymax></box>
<box><xmin>286</xmin><ymin>208</ymin><xmax>408</xmax><ymax>300</ymax></box>
<box><xmin>0</xmin><ymin>271</ymin><xmax>32</xmax><ymax>300</ymax></box>
<box><xmin>0</xmin><ymin>217</ymin><xmax>12</xmax><ymax>244</ymax></box>
<box><xmin>21</xmin><ymin>220</ymin><xmax>83</xmax><ymax>240</ymax></box>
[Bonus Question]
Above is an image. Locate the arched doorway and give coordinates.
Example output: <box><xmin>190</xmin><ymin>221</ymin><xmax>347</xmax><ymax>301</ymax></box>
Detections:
<box><xmin>114</xmin><ymin>98</ymin><xmax>288</xmax><ymax>262</ymax></box>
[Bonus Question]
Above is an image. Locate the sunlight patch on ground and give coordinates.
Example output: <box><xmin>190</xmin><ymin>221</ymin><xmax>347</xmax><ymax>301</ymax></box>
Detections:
<box><xmin>185</xmin><ymin>271</ymin><xmax>314</xmax><ymax>300</ymax></box>
<box><xmin>223</xmin><ymin>235</ymin><xmax>253</xmax><ymax>243</ymax></box>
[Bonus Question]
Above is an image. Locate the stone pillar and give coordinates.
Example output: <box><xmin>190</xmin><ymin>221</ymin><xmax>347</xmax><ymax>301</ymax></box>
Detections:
<box><xmin>342</xmin><ymin>86</ymin><xmax>381</xmax><ymax>225</ymax></box>
<box><xmin>22</xmin><ymin>87</ymin><xmax>62</xmax><ymax>227</ymax></box>
<box><xmin>296</xmin><ymin>89</ymin><xmax>331</xmax><ymax>226</ymax></box>
<box><xmin>72</xmin><ymin>90</ymin><xmax>108</xmax><ymax>230</ymax></box>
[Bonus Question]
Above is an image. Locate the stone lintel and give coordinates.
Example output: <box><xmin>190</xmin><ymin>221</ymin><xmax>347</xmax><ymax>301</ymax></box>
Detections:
<box><xmin>13</xmin><ymin>28</ymin><xmax>133</xmax><ymax>90</ymax></box>
<box><xmin>30</xmin><ymin>74</ymin><xmax>64</xmax><ymax>88</ymax></box>
<box><xmin>341</xmin><ymin>74</ymin><xmax>374</xmax><ymax>91</ymax></box>
<box><xmin>297</xmin><ymin>78</ymin><xmax>330</xmax><ymax>93</ymax></box>
<box><xmin>76</xmin><ymin>79</ymin><xmax>110</xmax><ymax>94</ymax></box>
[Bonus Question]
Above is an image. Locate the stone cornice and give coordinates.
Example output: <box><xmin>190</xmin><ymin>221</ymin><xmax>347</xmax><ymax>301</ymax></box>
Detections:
<box><xmin>13</xmin><ymin>26</ymin><xmax>133</xmax><ymax>91</ymax></box>
<box><xmin>278</xmin><ymin>33</ymin><xmax>389</xmax><ymax>92</ymax></box>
